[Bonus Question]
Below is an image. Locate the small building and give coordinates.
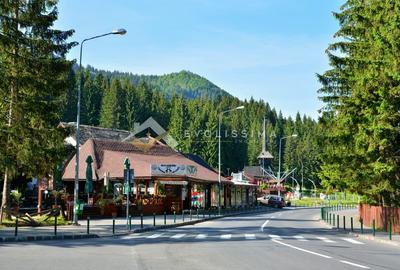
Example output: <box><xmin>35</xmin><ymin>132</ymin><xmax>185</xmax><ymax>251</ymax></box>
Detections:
<box><xmin>230</xmin><ymin>172</ymin><xmax>258</xmax><ymax>205</ymax></box>
<box><xmin>243</xmin><ymin>166</ymin><xmax>284</xmax><ymax>195</ymax></box>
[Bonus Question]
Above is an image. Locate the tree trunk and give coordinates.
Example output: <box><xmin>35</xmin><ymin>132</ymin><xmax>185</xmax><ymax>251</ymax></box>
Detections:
<box><xmin>0</xmin><ymin>169</ymin><xmax>12</xmax><ymax>222</ymax></box>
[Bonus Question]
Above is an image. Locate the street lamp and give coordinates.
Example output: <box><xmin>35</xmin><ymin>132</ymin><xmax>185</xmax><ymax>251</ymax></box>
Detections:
<box><xmin>290</xmin><ymin>176</ymin><xmax>300</xmax><ymax>188</ymax></box>
<box><xmin>73</xmin><ymin>29</ymin><xmax>127</xmax><ymax>225</ymax></box>
<box><xmin>307</xmin><ymin>178</ymin><xmax>317</xmax><ymax>198</ymax></box>
<box><xmin>218</xmin><ymin>105</ymin><xmax>244</xmax><ymax>215</ymax></box>
<box><xmin>299</xmin><ymin>159</ymin><xmax>304</xmax><ymax>198</ymax></box>
<box><xmin>277</xmin><ymin>134</ymin><xmax>297</xmax><ymax>197</ymax></box>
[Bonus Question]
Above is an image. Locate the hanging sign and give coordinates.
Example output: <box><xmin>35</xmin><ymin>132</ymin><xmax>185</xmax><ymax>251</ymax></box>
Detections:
<box><xmin>151</xmin><ymin>164</ymin><xmax>197</xmax><ymax>176</ymax></box>
<box><xmin>158</xmin><ymin>180</ymin><xmax>188</xmax><ymax>185</ymax></box>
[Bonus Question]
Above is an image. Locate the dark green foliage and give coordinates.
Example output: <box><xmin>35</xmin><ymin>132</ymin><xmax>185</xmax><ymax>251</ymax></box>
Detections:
<box><xmin>135</xmin><ymin>81</ymin><xmax>153</xmax><ymax>123</ymax></box>
<box><xmin>143</xmin><ymin>70</ymin><xmax>230</xmax><ymax>99</ymax></box>
<box><xmin>62</xmin><ymin>69</ymin><xmax>77</xmax><ymax>122</ymax></box>
<box><xmin>0</xmin><ymin>0</ymin><xmax>76</xmax><ymax>174</ymax></box>
<box><xmin>168</xmin><ymin>94</ymin><xmax>187</xmax><ymax>152</ymax></box>
<box><xmin>0</xmin><ymin>0</ymin><xmax>76</xmax><ymax>217</ymax></box>
<box><xmin>201</xmin><ymin>106</ymin><xmax>218</xmax><ymax>168</ymax></box>
<box><xmin>122</xmin><ymin>78</ymin><xmax>136</xmax><ymax>131</ymax></box>
<box><xmin>99</xmin><ymin>78</ymin><xmax>125</xmax><ymax>129</ymax></box>
<box><xmin>247</xmin><ymin>119</ymin><xmax>261</xmax><ymax>166</ymax></box>
<box><xmin>82</xmin><ymin>70</ymin><xmax>103</xmax><ymax>126</ymax></box>
<box><xmin>318</xmin><ymin>0</ymin><xmax>400</xmax><ymax>206</ymax></box>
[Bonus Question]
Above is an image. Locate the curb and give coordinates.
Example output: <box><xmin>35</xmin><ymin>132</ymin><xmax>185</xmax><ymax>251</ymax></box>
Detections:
<box><xmin>319</xmin><ymin>220</ymin><xmax>399</xmax><ymax>247</ymax></box>
<box><xmin>348</xmin><ymin>232</ymin><xmax>400</xmax><ymax>247</ymax></box>
<box><xmin>0</xmin><ymin>208</ymin><xmax>271</xmax><ymax>243</ymax></box>
<box><xmin>0</xmin><ymin>234</ymin><xmax>99</xmax><ymax>243</ymax></box>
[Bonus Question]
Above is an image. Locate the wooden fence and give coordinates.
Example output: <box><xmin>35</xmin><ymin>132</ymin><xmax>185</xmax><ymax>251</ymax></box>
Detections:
<box><xmin>359</xmin><ymin>204</ymin><xmax>400</xmax><ymax>233</ymax></box>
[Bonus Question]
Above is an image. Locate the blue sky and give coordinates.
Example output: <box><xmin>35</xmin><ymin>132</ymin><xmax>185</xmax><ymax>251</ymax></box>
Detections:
<box><xmin>55</xmin><ymin>0</ymin><xmax>343</xmax><ymax>119</ymax></box>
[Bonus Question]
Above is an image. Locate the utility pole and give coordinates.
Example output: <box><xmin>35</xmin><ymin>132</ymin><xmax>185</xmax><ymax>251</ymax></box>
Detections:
<box><xmin>124</xmin><ymin>158</ymin><xmax>133</xmax><ymax>229</ymax></box>
<box><xmin>218</xmin><ymin>106</ymin><xmax>245</xmax><ymax>215</ymax></box>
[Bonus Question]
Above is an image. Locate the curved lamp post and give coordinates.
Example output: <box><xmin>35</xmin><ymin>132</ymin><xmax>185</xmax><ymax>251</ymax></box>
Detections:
<box><xmin>290</xmin><ymin>176</ymin><xmax>300</xmax><ymax>188</ymax></box>
<box><xmin>277</xmin><ymin>134</ymin><xmax>297</xmax><ymax>197</ymax></box>
<box><xmin>73</xmin><ymin>29</ymin><xmax>127</xmax><ymax>225</ymax></box>
<box><xmin>218</xmin><ymin>105</ymin><xmax>244</xmax><ymax>215</ymax></box>
<box><xmin>307</xmin><ymin>178</ymin><xmax>317</xmax><ymax>198</ymax></box>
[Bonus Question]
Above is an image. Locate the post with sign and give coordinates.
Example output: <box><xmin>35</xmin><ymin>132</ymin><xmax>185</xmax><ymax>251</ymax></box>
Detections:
<box><xmin>124</xmin><ymin>158</ymin><xmax>134</xmax><ymax>230</ymax></box>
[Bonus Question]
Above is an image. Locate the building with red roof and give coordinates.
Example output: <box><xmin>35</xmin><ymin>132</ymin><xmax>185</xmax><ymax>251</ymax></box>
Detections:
<box><xmin>62</xmin><ymin>135</ymin><xmax>257</xmax><ymax>216</ymax></box>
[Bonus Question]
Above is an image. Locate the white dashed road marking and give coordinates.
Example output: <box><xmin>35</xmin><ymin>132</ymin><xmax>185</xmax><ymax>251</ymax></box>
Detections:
<box><xmin>170</xmin><ymin>234</ymin><xmax>186</xmax><ymax>239</ymax></box>
<box><xmin>341</xmin><ymin>238</ymin><xmax>365</xmax><ymax>245</ymax></box>
<box><xmin>220</xmin><ymin>234</ymin><xmax>232</xmax><ymax>240</ymax></box>
<box><xmin>340</xmin><ymin>260</ymin><xmax>370</xmax><ymax>269</ymax></box>
<box><xmin>293</xmin><ymin>235</ymin><xmax>308</xmax><ymax>241</ymax></box>
<box><xmin>316</xmin><ymin>237</ymin><xmax>336</xmax><ymax>243</ymax></box>
<box><xmin>195</xmin><ymin>234</ymin><xmax>207</xmax><ymax>239</ymax></box>
<box><xmin>272</xmin><ymin>239</ymin><xmax>332</xmax><ymax>259</ymax></box>
<box><xmin>268</xmin><ymin>234</ymin><xmax>281</xmax><ymax>239</ymax></box>
<box><xmin>245</xmin><ymin>234</ymin><xmax>256</xmax><ymax>240</ymax></box>
<box><xmin>147</xmin><ymin>233</ymin><xmax>163</xmax><ymax>239</ymax></box>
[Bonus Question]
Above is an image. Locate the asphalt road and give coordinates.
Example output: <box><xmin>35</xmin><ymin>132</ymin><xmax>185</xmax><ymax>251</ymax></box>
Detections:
<box><xmin>0</xmin><ymin>208</ymin><xmax>398</xmax><ymax>270</ymax></box>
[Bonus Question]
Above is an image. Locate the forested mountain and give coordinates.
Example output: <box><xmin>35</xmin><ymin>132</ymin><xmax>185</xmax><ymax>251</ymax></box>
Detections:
<box><xmin>84</xmin><ymin>66</ymin><xmax>231</xmax><ymax>100</ymax></box>
<box><xmin>62</xmin><ymin>67</ymin><xmax>321</xmax><ymax>190</ymax></box>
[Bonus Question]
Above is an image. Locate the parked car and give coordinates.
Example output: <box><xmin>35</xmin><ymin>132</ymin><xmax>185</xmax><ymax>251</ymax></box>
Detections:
<box><xmin>266</xmin><ymin>195</ymin><xmax>286</xmax><ymax>208</ymax></box>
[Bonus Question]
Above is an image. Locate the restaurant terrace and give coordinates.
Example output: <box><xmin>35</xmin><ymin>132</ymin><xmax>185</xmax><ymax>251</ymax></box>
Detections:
<box><xmin>62</xmin><ymin>137</ymin><xmax>257</xmax><ymax>218</ymax></box>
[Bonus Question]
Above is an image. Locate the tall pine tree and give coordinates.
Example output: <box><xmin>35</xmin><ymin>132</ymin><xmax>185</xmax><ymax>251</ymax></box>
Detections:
<box><xmin>168</xmin><ymin>94</ymin><xmax>187</xmax><ymax>151</ymax></box>
<box><xmin>0</xmin><ymin>0</ymin><xmax>76</xmax><ymax>220</ymax></box>
<box><xmin>99</xmin><ymin>78</ymin><xmax>125</xmax><ymax>129</ymax></box>
<box><xmin>318</xmin><ymin>0</ymin><xmax>400</xmax><ymax>206</ymax></box>
<box><xmin>122</xmin><ymin>78</ymin><xmax>136</xmax><ymax>131</ymax></box>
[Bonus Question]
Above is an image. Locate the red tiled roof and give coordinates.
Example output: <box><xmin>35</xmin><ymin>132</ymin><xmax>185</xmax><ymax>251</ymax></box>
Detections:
<box><xmin>63</xmin><ymin>139</ymin><xmax>229</xmax><ymax>184</ymax></box>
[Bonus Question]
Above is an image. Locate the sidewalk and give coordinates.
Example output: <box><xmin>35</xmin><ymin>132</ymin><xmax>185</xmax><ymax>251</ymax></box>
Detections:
<box><xmin>0</xmin><ymin>207</ymin><xmax>271</xmax><ymax>242</ymax></box>
<box><xmin>322</xmin><ymin>208</ymin><xmax>400</xmax><ymax>246</ymax></box>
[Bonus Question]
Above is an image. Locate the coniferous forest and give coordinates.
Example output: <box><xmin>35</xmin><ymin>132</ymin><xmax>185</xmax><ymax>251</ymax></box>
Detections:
<box><xmin>62</xmin><ymin>67</ymin><xmax>321</xmax><ymax>189</ymax></box>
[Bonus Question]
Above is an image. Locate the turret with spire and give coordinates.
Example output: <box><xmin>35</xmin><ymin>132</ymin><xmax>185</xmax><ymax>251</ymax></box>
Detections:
<box><xmin>258</xmin><ymin>117</ymin><xmax>274</xmax><ymax>173</ymax></box>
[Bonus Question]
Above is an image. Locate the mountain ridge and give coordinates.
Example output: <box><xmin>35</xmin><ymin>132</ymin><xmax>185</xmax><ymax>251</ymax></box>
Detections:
<box><xmin>85</xmin><ymin>66</ymin><xmax>232</xmax><ymax>100</ymax></box>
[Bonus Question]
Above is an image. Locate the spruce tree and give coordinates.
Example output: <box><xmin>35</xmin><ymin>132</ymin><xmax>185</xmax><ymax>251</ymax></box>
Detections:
<box><xmin>318</xmin><ymin>0</ymin><xmax>400</xmax><ymax>206</ymax></box>
<box><xmin>82</xmin><ymin>69</ymin><xmax>102</xmax><ymax>126</ymax></box>
<box><xmin>201</xmin><ymin>107</ymin><xmax>218</xmax><ymax>168</ymax></box>
<box><xmin>99</xmin><ymin>78</ymin><xmax>124</xmax><ymax>129</ymax></box>
<box><xmin>0</xmin><ymin>0</ymin><xmax>76</xmax><ymax>220</ymax></box>
<box><xmin>150</xmin><ymin>90</ymin><xmax>170</xmax><ymax>128</ymax></box>
<box><xmin>135</xmin><ymin>81</ymin><xmax>152</xmax><ymax>123</ymax></box>
<box><xmin>184</xmin><ymin>99</ymin><xmax>203</xmax><ymax>155</ymax></box>
<box><xmin>168</xmin><ymin>94</ymin><xmax>186</xmax><ymax>151</ymax></box>
<box><xmin>122</xmin><ymin>78</ymin><xmax>136</xmax><ymax>131</ymax></box>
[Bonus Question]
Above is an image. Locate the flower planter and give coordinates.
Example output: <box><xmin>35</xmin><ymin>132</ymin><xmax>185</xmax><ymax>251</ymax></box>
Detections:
<box><xmin>104</xmin><ymin>203</ymin><xmax>118</xmax><ymax>217</ymax></box>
